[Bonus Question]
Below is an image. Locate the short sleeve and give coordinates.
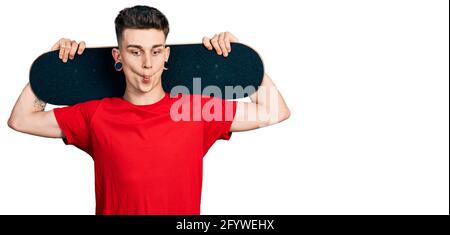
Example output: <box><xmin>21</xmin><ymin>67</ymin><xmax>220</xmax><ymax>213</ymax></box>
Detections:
<box><xmin>53</xmin><ymin>100</ymin><xmax>101</xmax><ymax>153</ymax></box>
<box><xmin>202</xmin><ymin>96</ymin><xmax>237</xmax><ymax>154</ymax></box>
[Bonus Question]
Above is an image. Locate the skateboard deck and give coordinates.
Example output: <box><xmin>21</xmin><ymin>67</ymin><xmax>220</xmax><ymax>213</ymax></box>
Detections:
<box><xmin>30</xmin><ymin>43</ymin><xmax>264</xmax><ymax>105</ymax></box>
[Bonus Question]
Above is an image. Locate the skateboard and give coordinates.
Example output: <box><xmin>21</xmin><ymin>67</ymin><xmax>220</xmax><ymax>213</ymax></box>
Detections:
<box><xmin>29</xmin><ymin>43</ymin><xmax>264</xmax><ymax>105</ymax></box>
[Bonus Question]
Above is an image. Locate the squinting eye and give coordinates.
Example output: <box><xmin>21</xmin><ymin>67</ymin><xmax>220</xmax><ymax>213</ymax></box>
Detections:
<box><xmin>152</xmin><ymin>51</ymin><xmax>161</xmax><ymax>55</ymax></box>
<box><xmin>131</xmin><ymin>51</ymin><xmax>141</xmax><ymax>56</ymax></box>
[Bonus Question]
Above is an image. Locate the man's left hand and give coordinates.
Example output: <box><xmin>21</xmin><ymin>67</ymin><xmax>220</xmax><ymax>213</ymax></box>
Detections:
<box><xmin>202</xmin><ymin>32</ymin><xmax>239</xmax><ymax>57</ymax></box>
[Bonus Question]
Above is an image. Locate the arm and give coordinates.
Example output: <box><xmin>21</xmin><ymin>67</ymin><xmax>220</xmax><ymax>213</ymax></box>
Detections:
<box><xmin>231</xmin><ymin>72</ymin><xmax>290</xmax><ymax>132</ymax></box>
<box><xmin>7</xmin><ymin>83</ymin><xmax>63</xmax><ymax>138</ymax></box>
<box><xmin>203</xmin><ymin>32</ymin><xmax>290</xmax><ymax>132</ymax></box>
<box><xmin>7</xmin><ymin>39</ymin><xmax>86</xmax><ymax>137</ymax></box>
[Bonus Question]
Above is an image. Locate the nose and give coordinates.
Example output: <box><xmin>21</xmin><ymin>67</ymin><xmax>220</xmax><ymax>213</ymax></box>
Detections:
<box><xmin>142</xmin><ymin>53</ymin><xmax>152</xmax><ymax>69</ymax></box>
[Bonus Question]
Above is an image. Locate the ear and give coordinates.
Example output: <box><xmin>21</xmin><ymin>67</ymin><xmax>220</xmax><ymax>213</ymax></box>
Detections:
<box><xmin>111</xmin><ymin>48</ymin><xmax>121</xmax><ymax>62</ymax></box>
<box><xmin>165</xmin><ymin>46</ymin><xmax>170</xmax><ymax>61</ymax></box>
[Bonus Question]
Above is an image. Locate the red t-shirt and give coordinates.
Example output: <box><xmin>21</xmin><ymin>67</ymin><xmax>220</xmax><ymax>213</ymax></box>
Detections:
<box><xmin>53</xmin><ymin>93</ymin><xmax>237</xmax><ymax>215</ymax></box>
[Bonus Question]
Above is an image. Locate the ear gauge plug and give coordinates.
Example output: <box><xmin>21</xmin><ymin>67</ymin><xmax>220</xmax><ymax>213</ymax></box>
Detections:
<box><xmin>114</xmin><ymin>61</ymin><xmax>123</xmax><ymax>71</ymax></box>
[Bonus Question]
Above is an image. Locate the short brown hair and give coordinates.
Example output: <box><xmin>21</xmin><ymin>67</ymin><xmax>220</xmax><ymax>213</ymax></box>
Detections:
<box><xmin>114</xmin><ymin>5</ymin><xmax>170</xmax><ymax>47</ymax></box>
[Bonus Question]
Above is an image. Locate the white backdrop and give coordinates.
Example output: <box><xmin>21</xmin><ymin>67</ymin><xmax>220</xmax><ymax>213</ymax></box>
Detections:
<box><xmin>0</xmin><ymin>0</ymin><xmax>448</xmax><ymax>215</ymax></box>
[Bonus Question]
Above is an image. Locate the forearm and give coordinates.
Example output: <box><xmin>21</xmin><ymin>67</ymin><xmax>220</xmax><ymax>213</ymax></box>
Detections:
<box><xmin>249</xmin><ymin>73</ymin><xmax>290</xmax><ymax>120</ymax></box>
<box><xmin>8</xmin><ymin>83</ymin><xmax>47</xmax><ymax>125</ymax></box>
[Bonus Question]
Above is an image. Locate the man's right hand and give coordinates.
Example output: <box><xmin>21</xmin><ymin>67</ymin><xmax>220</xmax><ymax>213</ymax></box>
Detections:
<box><xmin>51</xmin><ymin>38</ymin><xmax>86</xmax><ymax>63</ymax></box>
<box><xmin>7</xmin><ymin>38</ymin><xmax>86</xmax><ymax>137</ymax></box>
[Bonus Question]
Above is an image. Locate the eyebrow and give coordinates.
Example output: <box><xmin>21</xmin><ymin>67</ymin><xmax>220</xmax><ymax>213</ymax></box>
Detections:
<box><xmin>127</xmin><ymin>44</ymin><xmax>164</xmax><ymax>50</ymax></box>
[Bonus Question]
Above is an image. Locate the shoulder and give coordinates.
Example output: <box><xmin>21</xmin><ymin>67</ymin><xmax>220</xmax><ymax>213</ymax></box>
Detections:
<box><xmin>62</xmin><ymin>98</ymin><xmax>104</xmax><ymax>119</ymax></box>
<box><xmin>177</xmin><ymin>93</ymin><xmax>225</xmax><ymax>103</ymax></box>
<box><xmin>75</xmin><ymin>98</ymin><xmax>103</xmax><ymax>110</ymax></box>
<box><xmin>169</xmin><ymin>93</ymin><xmax>231</xmax><ymax>110</ymax></box>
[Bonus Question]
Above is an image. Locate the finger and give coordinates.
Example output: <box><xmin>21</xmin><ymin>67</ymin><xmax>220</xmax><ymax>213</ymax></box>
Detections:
<box><xmin>58</xmin><ymin>39</ymin><xmax>67</xmax><ymax>60</ymax></box>
<box><xmin>202</xmin><ymin>37</ymin><xmax>212</xmax><ymax>50</ymax></box>
<box><xmin>77</xmin><ymin>41</ymin><xmax>86</xmax><ymax>55</ymax></box>
<box><xmin>69</xmin><ymin>40</ymin><xmax>78</xmax><ymax>60</ymax></box>
<box><xmin>51</xmin><ymin>38</ymin><xmax>63</xmax><ymax>51</ymax></box>
<box><xmin>218</xmin><ymin>33</ymin><xmax>229</xmax><ymax>57</ymax></box>
<box><xmin>63</xmin><ymin>40</ymin><xmax>71</xmax><ymax>62</ymax></box>
<box><xmin>224</xmin><ymin>32</ymin><xmax>231</xmax><ymax>53</ymax></box>
<box><xmin>210</xmin><ymin>34</ymin><xmax>222</xmax><ymax>55</ymax></box>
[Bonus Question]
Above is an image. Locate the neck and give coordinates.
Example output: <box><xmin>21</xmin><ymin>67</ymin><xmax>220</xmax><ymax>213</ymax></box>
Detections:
<box><xmin>122</xmin><ymin>86</ymin><xmax>166</xmax><ymax>106</ymax></box>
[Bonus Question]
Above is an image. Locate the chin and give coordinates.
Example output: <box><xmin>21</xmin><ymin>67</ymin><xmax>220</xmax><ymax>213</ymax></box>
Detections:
<box><xmin>139</xmin><ymin>86</ymin><xmax>154</xmax><ymax>93</ymax></box>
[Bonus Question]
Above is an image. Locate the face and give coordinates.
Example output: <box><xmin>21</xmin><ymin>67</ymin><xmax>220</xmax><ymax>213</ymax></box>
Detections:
<box><xmin>112</xmin><ymin>29</ymin><xmax>170</xmax><ymax>94</ymax></box>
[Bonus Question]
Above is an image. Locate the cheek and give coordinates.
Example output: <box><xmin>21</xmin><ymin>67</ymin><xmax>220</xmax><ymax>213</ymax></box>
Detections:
<box><xmin>122</xmin><ymin>57</ymin><xmax>136</xmax><ymax>68</ymax></box>
<box><xmin>122</xmin><ymin>59</ymin><xmax>140</xmax><ymax>73</ymax></box>
<box><xmin>156</xmin><ymin>60</ymin><xmax>165</xmax><ymax>68</ymax></box>
<box><xmin>155</xmin><ymin>57</ymin><xmax>166</xmax><ymax>68</ymax></box>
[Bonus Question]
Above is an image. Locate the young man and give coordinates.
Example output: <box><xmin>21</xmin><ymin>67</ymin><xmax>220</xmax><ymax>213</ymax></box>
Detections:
<box><xmin>7</xmin><ymin>5</ymin><xmax>290</xmax><ymax>215</ymax></box>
